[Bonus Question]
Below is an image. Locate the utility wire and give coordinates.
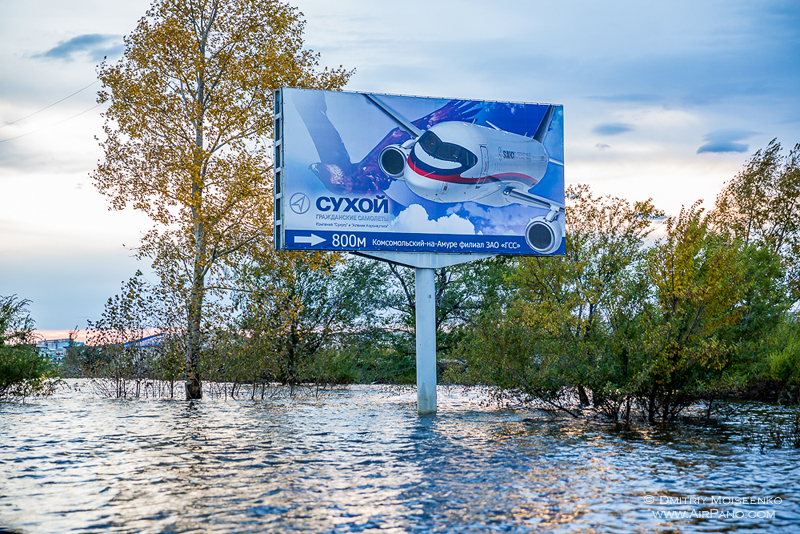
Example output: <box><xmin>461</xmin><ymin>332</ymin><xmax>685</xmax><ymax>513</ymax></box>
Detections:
<box><xmin>0</xmin><ymin>80</ymin><xmax>99</xmax><ymax>129</ymax></box>
<box><xmin>0</xmin><ymin>103</ymin><xmax>105</xmax><ymax>144</ymax></box>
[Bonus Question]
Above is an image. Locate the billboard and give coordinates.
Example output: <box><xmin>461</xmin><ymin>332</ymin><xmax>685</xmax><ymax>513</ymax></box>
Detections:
<box><xmin>273</xmin><ymin>88</ymin><xmax>564</xmax><ymax>255</ymax></box>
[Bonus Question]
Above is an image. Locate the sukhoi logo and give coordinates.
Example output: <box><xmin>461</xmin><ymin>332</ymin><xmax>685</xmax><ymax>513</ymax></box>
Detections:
<box><xmin>499</xmin><ymin>148</ymin><xmax>532</xmax><ymax>160</ymax></box>
<box><xmin>289</xmin><ymin>192</ymin><xmax>311</xmax><ymax>214</ymax></box>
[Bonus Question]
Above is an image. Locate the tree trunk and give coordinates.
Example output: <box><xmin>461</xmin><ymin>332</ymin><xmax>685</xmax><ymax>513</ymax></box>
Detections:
<box><xmin>578</xmin><ymin>386</ymin><xmax>590</xmax><ymax>406</ymax></box>
<box><xmin>662</xmin><ymin>390</ymin><xmax>672</xmax><ymax>422</ymax></box>
<box><xmin>648</xmin><ymin>383</ymin><xmax>657</xmax><ymax>423</ymax></box>
<box><xmin>185</xmin><ymin>65</ymin><xmax>207</xmax><ymax>401</ymax></box>
<box><xmin>287</xmin><ymin>321</ymin><xmax>298</xmax><ymax>390</ymax></box>
<box><xmin>185</xmin><ymin>265</ymin><xmax>204</xmax><ymax>400</ymax></box>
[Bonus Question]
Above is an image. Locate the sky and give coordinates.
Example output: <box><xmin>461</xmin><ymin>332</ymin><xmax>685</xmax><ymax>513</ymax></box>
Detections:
<box><xmin>0</xmin><ymin>0</ymin><xmax>798</xmax><ymax>337</ymax></box>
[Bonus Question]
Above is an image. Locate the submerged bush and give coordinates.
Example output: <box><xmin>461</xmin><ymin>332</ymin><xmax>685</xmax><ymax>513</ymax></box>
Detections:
<box><xmin>0</xmin><ymin>295</ymin><xmax>59</xmax><ymax>400</ymax></box>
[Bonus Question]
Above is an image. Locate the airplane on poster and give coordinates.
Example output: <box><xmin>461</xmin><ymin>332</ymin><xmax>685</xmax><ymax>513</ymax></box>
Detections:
<box><xmin>366</xmin><ymin>94</ymin><xmax>565</xmax><ymax>254</ymax></box>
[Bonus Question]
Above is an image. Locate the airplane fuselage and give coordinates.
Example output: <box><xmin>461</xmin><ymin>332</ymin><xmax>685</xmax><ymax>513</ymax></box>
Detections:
<box><xmin>398</xmin><ymin>122</ymin><xmax>549</xmax><ymax>206</ymax></box>
<box><xmin>370</xmin><ymin>96</ymin><xmax>564</xmax><ymax>253</ymax></box>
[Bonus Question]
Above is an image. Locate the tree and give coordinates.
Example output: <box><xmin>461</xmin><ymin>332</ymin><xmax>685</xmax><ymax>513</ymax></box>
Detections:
<box><xmin>93</xmin><ymin>0</ymin><xmax>351</xmax><ymax>398</ymax></box>
<box><xmin>84</xmin><ymin>271</ymin><xmax>183</xmax><ymax>397</ymax></box>
<box><xmin>641</xmin><ymin>202</ymin><xmax>749</xmax><ymax>421</ymax></box>
<box><xmin>0</xmin><ymin>295</ymin><xmax>58</xmax><ymax>400</ymax></box>
<box><xmin>511</xmin><ymin>185</ymin><xmax>662</xmax><ymax>415</ymax></box>
<box><xmin>381</xmin><ymin>257</ymin><xmax>514</xmax><ymax>359</ymax></box>
<box><xmin>455</xmin><ymin>185</ymin><xmax>663</xmax><ymax>418</ymax></box>
<box><xmin>712</xmin><ymin>140</ymin><xmax>800</xmax><ymax>302</ymax></box>
<box><xmin>231</xmin><ymin>253</ymin><xmax>388</xmax><ymax>388</ymax></box>
<box><xmin>766</xmin><ymin>317</ymin><xmax>800</xmax><ymax>400</ymax></box>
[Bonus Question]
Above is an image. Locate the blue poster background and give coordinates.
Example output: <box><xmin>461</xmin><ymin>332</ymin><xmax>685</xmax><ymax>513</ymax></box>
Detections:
<box><xmin>278</xmin><ymin>88</ymin><xmax>565</xmax><ymax>255</ymax></box>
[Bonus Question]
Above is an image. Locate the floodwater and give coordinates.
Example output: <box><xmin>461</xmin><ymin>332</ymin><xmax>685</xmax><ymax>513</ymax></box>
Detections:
<box><xmin>1</xmin><ymin>382</ymin><xmax>799</xmax><ymax>533</ymax></box>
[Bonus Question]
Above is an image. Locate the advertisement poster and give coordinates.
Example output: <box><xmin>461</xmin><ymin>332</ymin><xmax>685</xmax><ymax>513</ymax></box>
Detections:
<box><xmin>274</xmin><ymin>88</ymin><xmax>564</xmax><ymax>255</ymax></box>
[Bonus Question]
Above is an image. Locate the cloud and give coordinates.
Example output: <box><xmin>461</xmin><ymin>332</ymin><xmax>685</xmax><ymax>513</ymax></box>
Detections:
<box><xmin>593</xmin><ymin>122</ymin><xmax>633</xmax><ymax>136</ymax></box>
<box><xmin>697</xmin><ymin>128</ymin><xmax>758</xmax><ymax>154</ymax></box>
<box><xmin>697</xmin><ymin>141</ymin><xmax>749</xmax><ymax>154</ymax></box>
<box><xmin>34</xmin><ymin>34</ymin><xmax>123</xmax><ymax>62</ymax></box>
<box><xmin>391</xmin><ymin>204</ymin><xmax>476</xmax><ymax>235</ymax></box>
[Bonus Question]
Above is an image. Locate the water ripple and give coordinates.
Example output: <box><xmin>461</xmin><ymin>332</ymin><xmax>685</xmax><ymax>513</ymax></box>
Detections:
<box><xmin>0</xmin><ymin>382</ymin><xmax>798</xmax><ymax>533</ymax></box>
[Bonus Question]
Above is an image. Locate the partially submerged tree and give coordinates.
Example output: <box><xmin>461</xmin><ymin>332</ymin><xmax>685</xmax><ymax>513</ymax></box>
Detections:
<box><xmin>712</xmin><ymin>140</ymin><xmax>800</xmax><ymax>302</ymax></box>
<box><xmin>456</xmin><ymin>185</ymin><xmax>663</xmax><ymax>417</ymax></box>
<box><xmin>0</xmin><ymin>295</ymin><xmax>58</xmax><ymax>400</ymax></box>
<box><xmin>512</xmin><ymin>185</ymin><xmax>662</xmax><ymax>413</ymax></box>
<box><xmin>231</xmin><ymin>253</ymin><xmax>388</xmax><ymax>388</ymax></box>
<box><xmin>641</xmin><ymin>202</ymin><xmax>748</xmax><ymax>421</ymax></box>
<box><xmin>82</xmin><ymin>271</ymin><xmax>186</xmax><ymax>397</ymax></box>
<box><xmin>93</xmin><ymin>0</ymin><xmax>351</xmax><ymax>398</ymax></box>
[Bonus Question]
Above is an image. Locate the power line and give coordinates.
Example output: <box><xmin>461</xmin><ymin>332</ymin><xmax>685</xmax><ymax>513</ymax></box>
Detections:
<box><xmin>0</xmin><ymin>80</ymin><xmax>99</xmax><ymax>129</ymax></box>
<box><xmin>0</xmin><ymin>103</ymin><xmax>105</xmax><ymax>144</ymax></box>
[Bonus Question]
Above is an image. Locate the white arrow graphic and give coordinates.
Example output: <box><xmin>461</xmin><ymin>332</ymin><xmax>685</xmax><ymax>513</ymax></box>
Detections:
<box><xmin>294</xmin><ymin>234</ymin><xmax>326</xmax><ymax>246</ymax></box>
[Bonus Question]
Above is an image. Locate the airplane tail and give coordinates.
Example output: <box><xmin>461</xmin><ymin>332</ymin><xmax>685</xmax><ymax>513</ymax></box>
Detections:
<box><xmin>533</xmin><ymin>105</ymin><xmax>555</xmax><ymax>143</ymax></box>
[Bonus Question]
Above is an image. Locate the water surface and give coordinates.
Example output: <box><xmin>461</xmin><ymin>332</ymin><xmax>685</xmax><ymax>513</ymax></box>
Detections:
<box><xmin>1</xmin><ymin>382</ymin><xmax>798</xmax><ymax>533</ymax></box>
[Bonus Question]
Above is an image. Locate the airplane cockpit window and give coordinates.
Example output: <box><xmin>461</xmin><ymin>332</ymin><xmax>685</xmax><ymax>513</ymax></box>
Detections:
<box><xmin>457</xmin><ymin>149</ymin><xmax>477</xmax><ymax>168</ymax></box>
<box><xmin>418</xmin><ymin>131</ymin><xmax>478</xmax><ymax>169</ymax></box>
<box><xmin>419</xmin><ymin>131</ymin><xmax>441</xmax><ymax>156</ymax></box>
<box><xmin>436</xmin><ymin>142</ymin><xmax>461</xmax><ymax>162</ymax></box>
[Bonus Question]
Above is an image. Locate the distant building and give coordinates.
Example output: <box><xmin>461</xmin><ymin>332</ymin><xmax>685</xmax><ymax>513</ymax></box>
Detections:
<box><xmin>123</xmin><ymin>333</ymin><xmax>170</xmax><ymax>348</ymax></box>
<box><xmin>36</xmin><ymin>338</ymin><xmax>84</xmax><ymax>362</ymax></box>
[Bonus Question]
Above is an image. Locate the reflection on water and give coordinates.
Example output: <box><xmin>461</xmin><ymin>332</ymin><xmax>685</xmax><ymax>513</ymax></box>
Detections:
<box><xmin>1</xmin><ymin>382</ymin><xmax>798</xmax><ymax>533</ymax></box>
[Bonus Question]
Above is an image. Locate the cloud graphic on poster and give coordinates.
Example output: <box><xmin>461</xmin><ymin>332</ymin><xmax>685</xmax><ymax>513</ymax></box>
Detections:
<box><xmin>391</xmin><ymin>204</ymin><xmax>476</xmax><ymax>235</ymax></box>
<box><xmin>447</xmin><ymin>202</ymin><xmax>541</xmax><ymax>235</ymax></box>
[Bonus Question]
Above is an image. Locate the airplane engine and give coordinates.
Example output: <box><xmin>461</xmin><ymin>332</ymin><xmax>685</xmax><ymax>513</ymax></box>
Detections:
<box><xmin>379</xmin><ymin>145</ymin><xmax>409</xmax><ymax>179</ymax></box>
<box><xmin>525</xmin><ymin>215</ymin><xmax>564</xmax><ymax>254</ymax></box>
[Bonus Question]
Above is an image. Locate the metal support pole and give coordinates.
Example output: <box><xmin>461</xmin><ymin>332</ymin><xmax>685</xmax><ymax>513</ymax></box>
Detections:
<box><xmin>415</xmin><ymin>267</ymin><xmax>437</xmax><ymax>414</ymax></box>
<box><xmin>360</xmin><ymin>251</ymin><xmax>494</xmax><ymax>415</ymax></box>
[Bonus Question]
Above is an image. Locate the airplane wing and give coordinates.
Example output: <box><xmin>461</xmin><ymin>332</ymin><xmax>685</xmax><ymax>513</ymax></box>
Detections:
<box><xmin>504</xmin><ymin>187</ymin><xmax>565</xmax><ymax>211</ymax></box>
<box><xmin>364</xmin><ymin>94</ymin><xmax>424</xmax><ymax>138</ymax></box>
